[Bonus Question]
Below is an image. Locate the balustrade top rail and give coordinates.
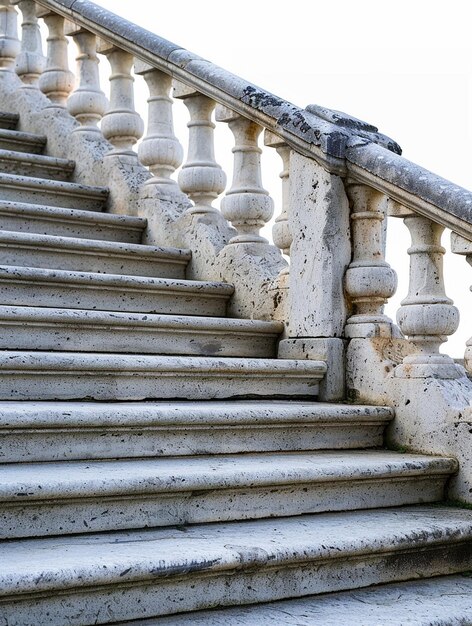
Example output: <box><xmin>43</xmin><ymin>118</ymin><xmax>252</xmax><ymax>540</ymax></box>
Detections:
<box><xmin>34</xmin><ymin>0</ymin><xmax>472</xmax><ymax>240</ymax></box>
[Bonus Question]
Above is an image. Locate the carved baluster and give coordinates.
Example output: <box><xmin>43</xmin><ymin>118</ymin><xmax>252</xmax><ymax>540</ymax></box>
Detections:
<box><xmin>389</xmin><ymin>203</ymin><xmax>460</xmax><ymax>378</ymax></box>
<box><xmin>344</xmin><ymin>182</ymin><xmax>397</xmax><ymax>337</ymax></box>
<box><xmin>66</xmin><ymin>25</ymin><xmax>107</xmax><ymax>133</ymax></box>
<box><xmin>216</xmin><ymin>106</ymin><xmax>273</xmax><ymax>244</ymax></box>
<box><xmin>174</xmin><ymin>83</ymin><xmax>226</xmax><ymax>214</ymax></box>
<box><xmin>36</xmin><ymin>9</ymin><xmax>73</xmax><ymax>107</ymax></box>
<box><xmin>98</xmin><ymin>43</ymin><xmax>143</xmax><ymax>156</ymax></box>
<box><xmin>12</xmin><ymin>0</ymin><xmax>44</xmax><ymax>85</ymax></box>
<box><xmin>0</xmin><ymin>0</ymin><xmax>20</xmax><ymax>71</ymax></box>
<box><xmin>264</xmin><ymin>131</ymin><xmax>291</xmax><ymax>285</ymax></box>
<box><xmin>450</xmin><ymin>233</ymin><xmax>472</xmax><ymax>373</ymax></box>
<box><xmin>135</xmin><ymin>61</ymin><xmax>183</xmax><ymax>188</ymax></box>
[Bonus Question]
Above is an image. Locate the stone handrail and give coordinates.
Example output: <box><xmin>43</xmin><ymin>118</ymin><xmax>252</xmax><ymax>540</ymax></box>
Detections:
<box><xmin>2</xmin><ymin>0</ymin><xmax>472</xmax><ymax>400</ymax></box>
<box><xmin>25</xmin><ymin>0</ymin><xmax>472</xmax><ymax>242</ymax></box>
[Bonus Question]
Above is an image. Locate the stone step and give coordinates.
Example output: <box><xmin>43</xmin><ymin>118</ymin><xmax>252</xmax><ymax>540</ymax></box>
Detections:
<box><xmin>0</xmin><ymin>352</ymin><xmax>326</xmax><ymax>400</ymax></box>
<box><xmin>0</xmin><ymin>173</ymin><xmax>108</xmax><ymax>210</ymax></box>
<box><xmin>119</xmin><ymin>575</ymin><xmax>472</xmax><ymax>626</ymax></box>
<box><xmin>0</xmin><ymin>266</ymin><xmax>233</xmax><ymax>316</ymax></box>
<box><xmin>0</xmin><ymin>506</ymin><xmax>471</xmax><ymax>624</ymax></box>
<box><xmin>0</xmin><ymin>200</ymin><xmax>146</xmax><ymax>243</ymax></box>
<box><xmin>0</xmin><ymin>451</ymin><xmax>456</xmax><ymax>539</ymax></box>
<box><xmin>0</xmin><ymin>306</ymin><xmax>281</xmax><ymax>357</ymax></box>
<box><xmin>0</xmin><ymin>149</ymin><xmax>75</xmax><ymax>180</ymax></box>
<box><xmin>0</xmin><ymin>128</ymin><xmax>45</xmax><ymax>153</ymax></box>
<box><xmin>0</xmin><ymin>112</ymin><xmax>18</xmax><ymax>130</ymax></box>
<box><xmin>0</xmin><ymin>231</ymin><xmax>191</xmax><ymax>278</ymax></box>
<box><xmin>0</xmin><ymin>401</ymin><xmax>393</xmax><ymax>463</ymax></box>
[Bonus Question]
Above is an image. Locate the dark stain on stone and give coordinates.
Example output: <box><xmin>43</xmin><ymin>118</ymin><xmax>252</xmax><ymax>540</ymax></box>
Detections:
<box><xmin>241</xmin><ymin>86</ymin><xmax>284</xmax><ymax>109</ymax></box>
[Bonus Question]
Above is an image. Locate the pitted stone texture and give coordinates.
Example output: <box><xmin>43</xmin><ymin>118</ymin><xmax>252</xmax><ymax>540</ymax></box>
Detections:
<box><xmin>0</xmin><ymin>266</ymin><xmax>232</xmax><ymax>316</ymax></box>
<box><xmin>288</xmin><ymin>153</ymin><xmax>351</xmax><ymax>337</ymax></box>
<box><xmin>0</xmin><ymin>231</ymin><xmax>191</xmax><ymax>278</ymax></box>
<box><xmin>0</xmin><ymin>112</ymin><xmax>18</xmax><ymax>130</ymax></box>
<box><xmin>119</xmin><ymin>575</ymin><xmax>472</xmax><ymax>625</ymax></box>
<box><xmin>0</xmin><ymin>128</ymin><xmax>45</xmax><ymax>153</ymax></box>
<box><xmin>0</xmin><ymin>507</ymin><xmax>471</xmax><ymax>624</ymax></box>
<box><xmin>0</xmin><ymin>172</ymin><xmax>108</xmax><ymax>210</ymax></box>
<box><xmin>0</xmin><ymin>352</ymin><xmax>325</xmax><ymax>400</ymax></box>
<box><xmin>0</xmin><ymin>306</ymin><xmax>281</xmax><ymax>357</ymax></box>
<box><xmin>0</xmin><ymin>401</ymin><xmax>393</xmax><ymax>462</ymax></box>
<box><xmin>0</xmin><ymin>450</ymin><xmax>455</xmax><ymax>538</ymax></box>
<box><xmin>0</xmin><ymin>148</ymin><xmax>75</xmax><ymax>180</ymax></box>
<box><xmin>0</xmin><ymin>200</ymin><xmax>146</xmax><ymax>242</ymax></box>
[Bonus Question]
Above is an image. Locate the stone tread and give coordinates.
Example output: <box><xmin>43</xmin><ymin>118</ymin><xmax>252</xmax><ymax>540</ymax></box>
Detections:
<box><xmin>0</xmin><ymin>231</ymin><xmax>191</xmax><ymax>277</ymax></box>
<box><xmin>0</xmin><ymin>172</ymin><xmax>108</xmax><ymax>210</ymax></box>
<box><xmin>0</xmin><ymin>172</ymin><xmax>108</xmax><ymax>201</ymax></box>
<box><xmin>119</xmin><ymin>574</ymin><xmax>472</xmax><ymax>625</ymax></box>
<box><xmin>0</xmin><ymin>450</ymin><xmax>456</xmax><ymax>501</ymax></box>
<box><xmin>0</xmin><ymin>148</ymin><xmax>75</xmax><ymax>180</ymax></box>
<box><xmin>1</xmin><ymin>506</ymin><xmax>471</xmax><ymax>596</ymax></box>
<box><xmin>0</xmin><ymin>352</ymin><xmax>326</xmax><ymax>400</ymax></box>
<box><xmin>0</xmin><ymin>265</ymin><xmax>233</xmax><ymax>316</ymax></box>
<box><xmin>0</xmin><ymin>306</ymin><xmax>282</xmax><ymax>356</ymax></box>
<box><xmin>0</xmin><ymin>451</ymin><xmax>456</xmax><ymax>538</ymax></box>
<box><xmin>0</xmin><ymin>200</ymin><xmax>146</xmax><ymax>242</ymax></box>
<box><xmin>0</xmin><ymin>128</ymin><xmax>46</xmax><ymax>153</ymax></box>
<box><xmin>0</xmin><ymin>401</ymin><xmax>393</xmax><ymax>461</ymax></box>
<box><xmin>0</xmin><ymin>400</ymin><xmax>394</xmax><ymax>428</ymax></box>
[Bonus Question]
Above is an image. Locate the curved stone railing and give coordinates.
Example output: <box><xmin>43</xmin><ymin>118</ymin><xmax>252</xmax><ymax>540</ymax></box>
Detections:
<box><xmin>2</xmin><ymin>0</ymin><xmax>472</xmax><ymax>403</ymax></box>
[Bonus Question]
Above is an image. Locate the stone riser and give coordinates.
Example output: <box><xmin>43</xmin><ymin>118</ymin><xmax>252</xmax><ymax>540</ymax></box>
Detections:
<box><xmin>0</xmin><ymin>475</ymin><xmax>449</xmax><ymax>539</ymax></box>
<box><xmin>0</xmin><ymin>174</ymin><xmax>108</xmax><ymax>210</ymax></box>
<box><xmin>0</xmin><ymin>353</ymin><xmax>324</xmax><ymax>401</ymax></box>
<box><xmin>1</xmin><ymin>507</ymin><xmax>471</xmax><ymax>626</ymax></box>
<box><xmin>0</xmin><ymin>113</ymin><xmax>18</xmax><ymax>130</ymax></box>
<box><xmin>0</xmin><ymin>149</ymin><xmax>75</xmax><ymax>181</ymax></box>
<box><xmin>4</xmin><ymin>543</ymin><xmax>469</xmax><ymax>626</ymax></box>
<box><xmin>0</xmin><ymin>400</ymin><xmax>392</xmax><ymax>462</ymax></box>
<box><xmin>0</xmin><ymin>309</ymin><xmax>279</xmax><ymax>358</ymax></box>
<box><xmin>0</xmin><ymin>236</ymin><xmax>190</xmax><ymax>278</ymax></box>
<box><xmin>114</xmin><ymin>576</ymin><xmax>472</xmax><ymax>625</ymax></box>
<box><xmin>0</xmin><ymin>129</ymin><xmax>45</xmax><ymax>154</ymax></box>
<box><xmin>0</xmin><ymin>201</ymin><xmax>146</xmax><ymax>243</ymax></box>
<box><xmin>0</xmin><ymin>267</ymin><xmax>232</xmax><ymax>316</ymax></box>
<box><xmin>0</xmin><ymin>423</ymin><xmax>387</xmax><ymax>463</ymax></box>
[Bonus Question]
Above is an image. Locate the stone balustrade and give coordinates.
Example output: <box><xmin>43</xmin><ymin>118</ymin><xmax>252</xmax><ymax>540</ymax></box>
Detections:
<box><xmin>2</xmin><ymin>0</ymin><xmax>472</xmax><ymax>391</ymax></box>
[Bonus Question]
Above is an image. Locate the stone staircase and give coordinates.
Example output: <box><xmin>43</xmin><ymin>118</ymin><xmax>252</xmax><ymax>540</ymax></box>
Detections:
<box><xmin>1</xmin><ymin>107</ymin><xmax>472</xmax><ymax>626</ymax></box>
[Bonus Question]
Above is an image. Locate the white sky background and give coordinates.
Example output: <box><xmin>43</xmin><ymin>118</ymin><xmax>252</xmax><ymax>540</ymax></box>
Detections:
<box><xmin>91</xmin><ymin>0</ymin><xmax>472</xmax><ymax>357</ymax></box>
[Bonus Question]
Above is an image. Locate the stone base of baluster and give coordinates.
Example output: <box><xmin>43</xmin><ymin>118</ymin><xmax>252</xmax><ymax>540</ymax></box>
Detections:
<box><xmin>394</xmin><ymin>354</ymin><xmax>465</xmax><ymax>379</ymax></box>
<box><xmin>344</xmin><ymin>315</ymin><xmax>401</xmax><ymax>339</ymax></box>
<box><xmin>464</xmin><ymin>340</ymin><xmax>472</xmax><ymax>376</ymax></box>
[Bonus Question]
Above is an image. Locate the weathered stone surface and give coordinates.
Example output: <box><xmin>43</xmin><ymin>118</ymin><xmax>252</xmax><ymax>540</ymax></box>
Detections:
<box><xmin>0</xmin><ymin>451</ymin><xmax>456</xmax><ymax>538</ymax></box>
<box><xmin>0</xmin><ymin>266</ymin><xmax>233</xmax><ymax>316</ymax></box>
<box><xmin>0</xmin><ymin>111</ymin><xmax>18</xmax><ymax>129</ymax></box>
<box><xmin>287</xmin><ymin>153</ymin><xmax>350</xmax><ymax>338</ymax></box>
<box><xmin>278</xmin><ymin>338</ymin><xmax>345</xmax><ymax>401</ymax></box>
<box><xmin>0</xmin><ymin>306</ymin><xmax>281</xmax><ymax>356</ymax></box>
<box><xmin>121</xmin><ymin>575</ymin><xmax>472</xmax><ymax>625</ymax></box>
<box><xmin>0</xmin><ymin>199</ymin><xmax>146</xmax><ymax>242</ymax></box>
<box><xmin>0</xmin><ymin>352</ymin><xmax>325</xmax><ymax>400</ymax></box>
<box><xmin>0</xmin><ymin>400</ymin><xmax>393</xmax><ymax>463</ymax></box>
<box><xmin>347</xmin><ymin>141</ymin><xmax>472</xmax><ymax>240</ymax></box>
<box><xmin>0</xmin><ymin>172</ymin><xmax>108</xmax><ymax>209</ymax></box>
<box><xmin>0</xmin><ymin>148</ymin><xmax>74</xmax><ymax>179</ymax></box>
<box><xmin>0</xmin><ymin>127</ymin><xmax>45</xmax><ymax>153</ymax></box>
<box><xmin>1</xmin><ymin>507</ymin><xmax>471</xmax><ymax>625</ymax></box>
<box><xmin>0</xmin><ymin>231</ymin><xmax>191</xmax><ymax>278</ymax></box>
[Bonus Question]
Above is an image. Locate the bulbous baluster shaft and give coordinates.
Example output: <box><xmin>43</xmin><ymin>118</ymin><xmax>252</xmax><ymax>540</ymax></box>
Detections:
<box><xmin>174</xmin><ymin>83</ymin><xmax>226</xmax><ymax>214</ymax></box>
